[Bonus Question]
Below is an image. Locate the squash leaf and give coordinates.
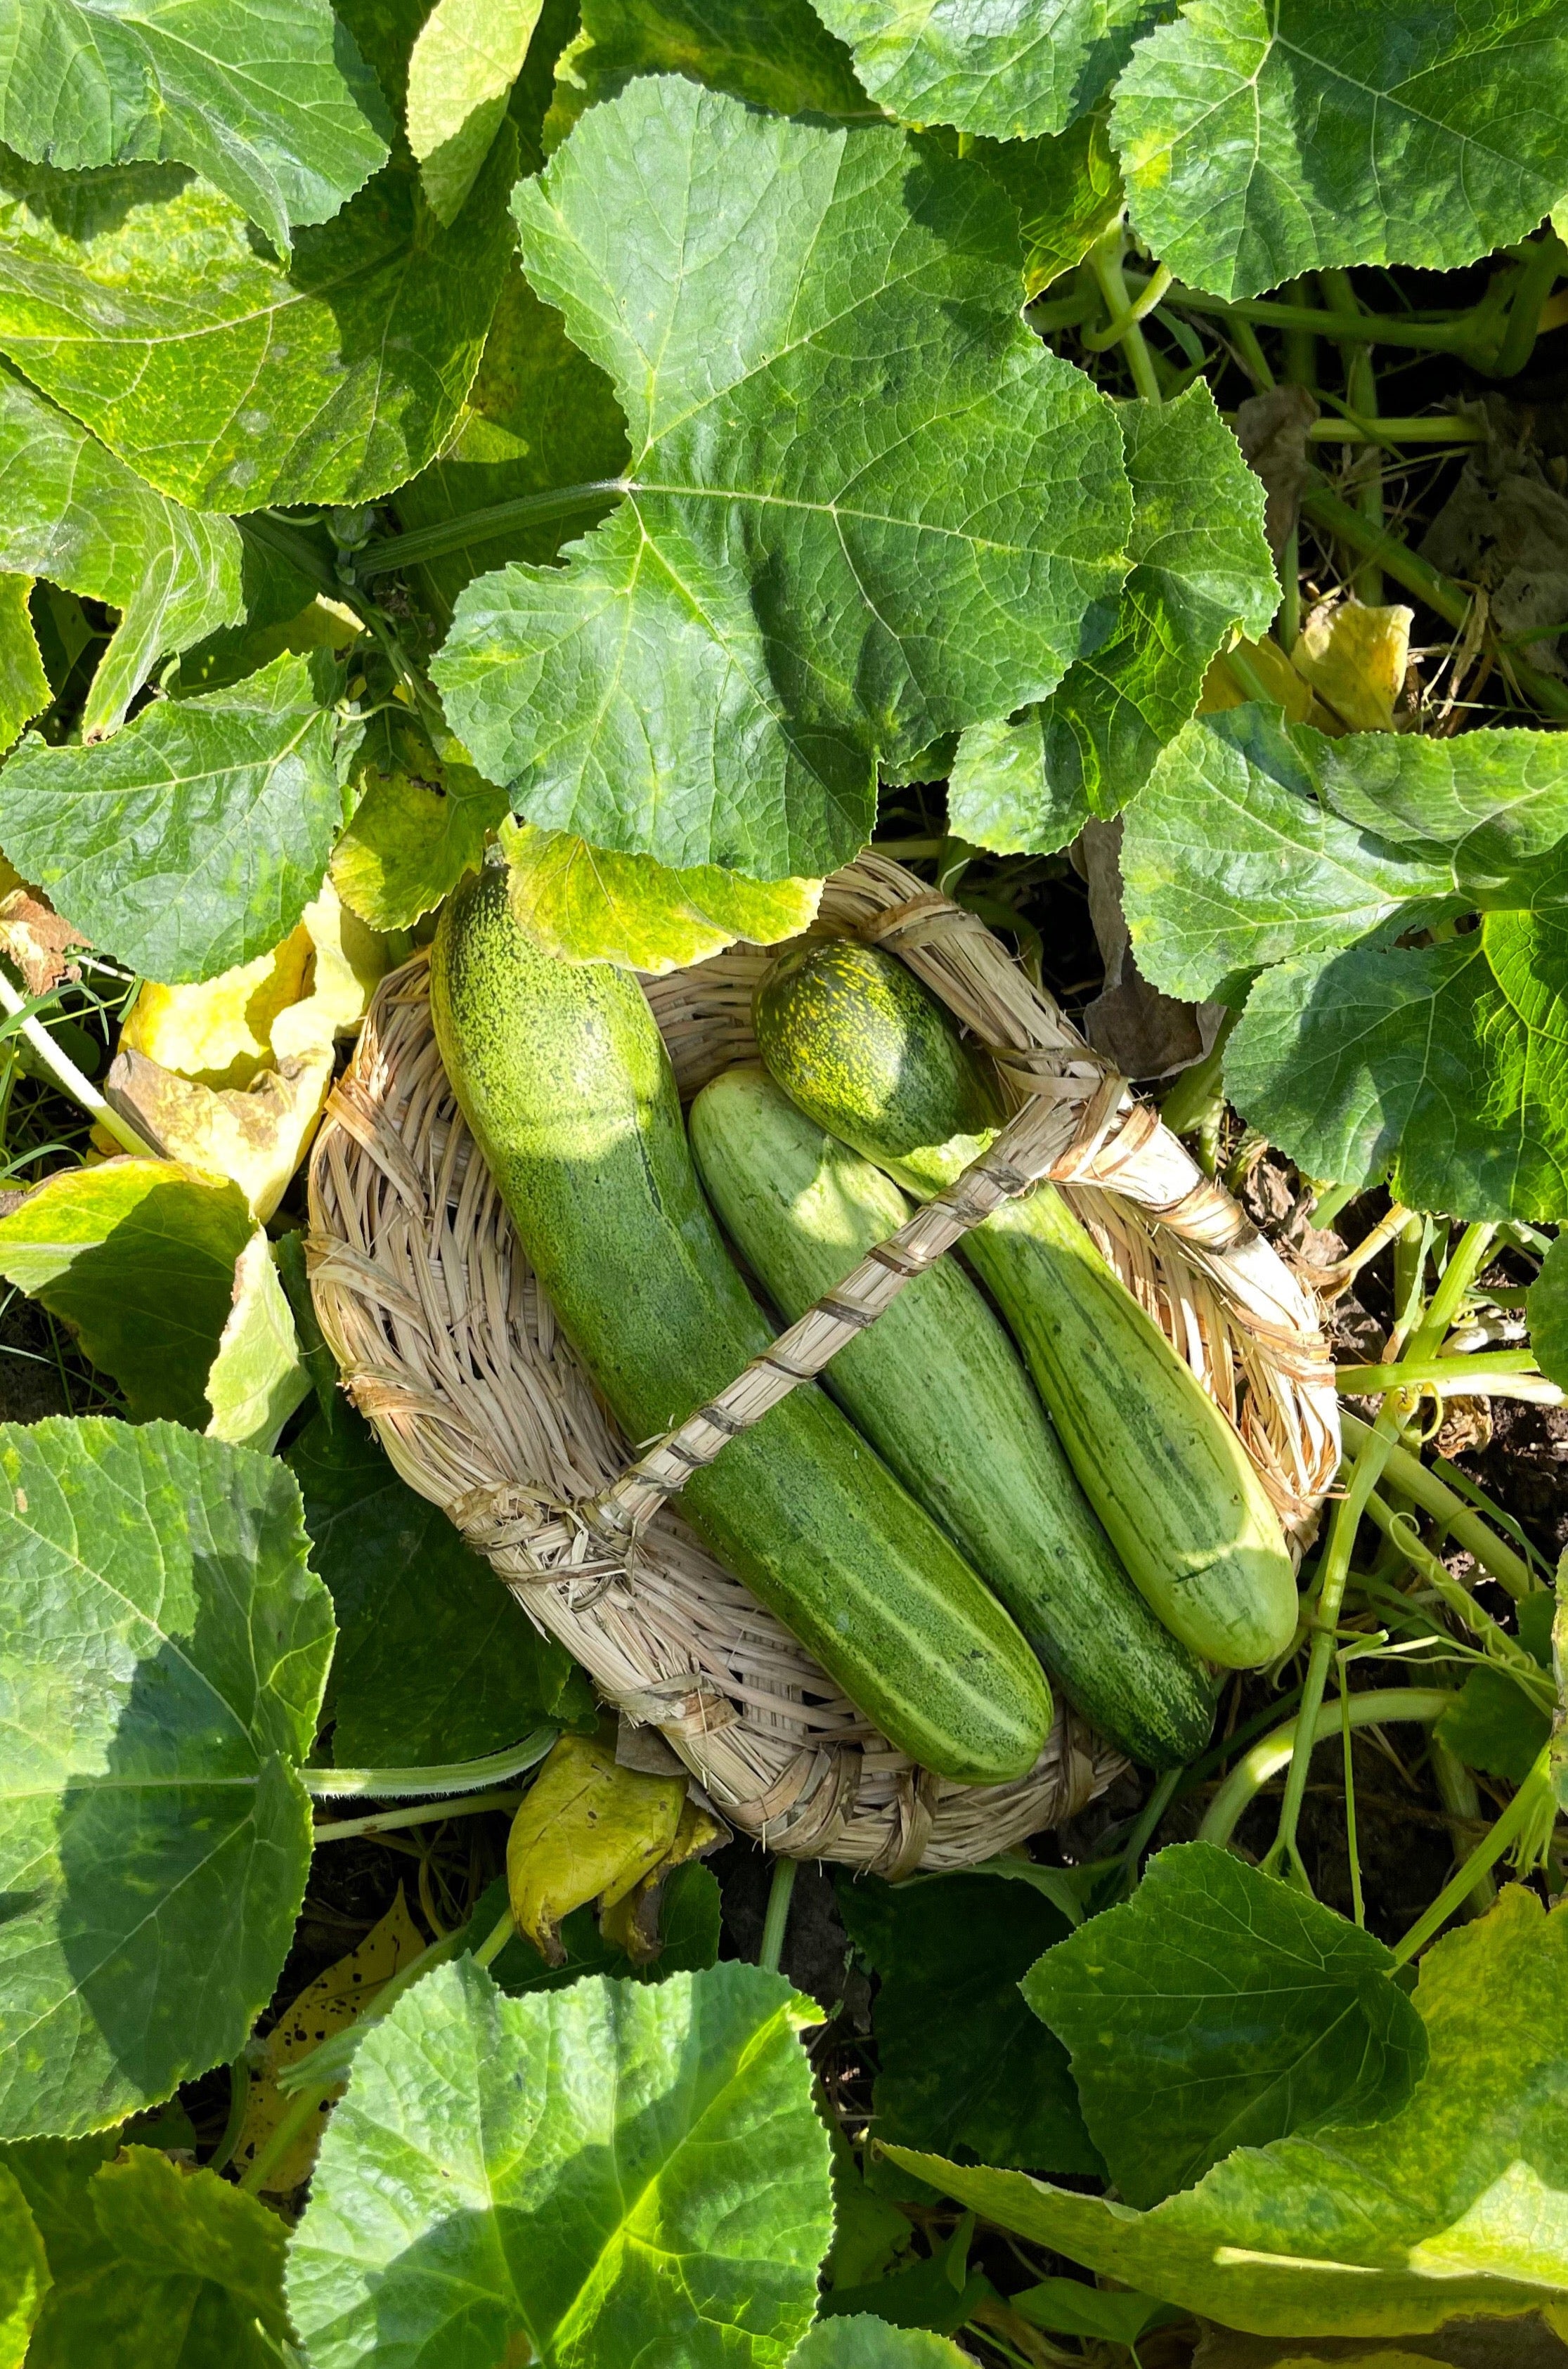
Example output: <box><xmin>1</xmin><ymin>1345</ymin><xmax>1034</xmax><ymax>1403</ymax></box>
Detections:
<box><xmin>285</xmin><ymin>1958</ymin><xmax>833</xmax><ymax>2369</ymax></box>
<box><xmin>789</xmin><ymin>2320</ymin><xmax>973</xmax><ymax>2365</ymax></box>
<box><xmin>889</xmin><ymin>1888</ymin><xmax>1568</xmax><ymax>2341</ymax></box>
<box><xmin>810</xmin><ymin>0</ymin><xmax>1171</xmax><ymax>139</ymax></box>
<box><xmin>949</xmin><ymin>383</ymin><xmax>1276</xmax><ymax>855</ymax></box>
<box><xmin>432</xmin><ymin>75</ymin><xmax>1132</xmax><ymax>881</ymax></box>
<box><xmin>1111</xmin><ymin>0</ymin><xmax>1568</xmax><ymax>301</ymax></box>
<box><xmin>408</xmin><ymin>0</ymin><xmax>547</xmax><ymax>223</ymax></box>
<box><xmin>1529</xmin><ymin>1233</ymin><xmax>1568</xmax><ymax>1391</ymax></box>
<box><xmin>505</xmin><ymin>822</ymin><xmax>823</xmax><ymax>972</ymax></box>
<box><xmin>1</xmin><ymin>2138</ymin><xmax>290</xmax><ymax>2368</ymax></box>
<box><xmin>0</xmin><ymin>134</ymin><xmax>517</xmax><ymax>512</ymax></box>
<box><xmin>0</xmin><ymin>1417</ymin><xmax>333</xmax><ymax>2137</ymax></box>
<box><xmin>0</xmin><ymin>577</ymin><xmax>48</xmax><ymax>757</ymax></box>
<box><xmin>0</xmin><ymin>652</ymin><xmax>358</xmax><ymax>984</ymax></box>
<box><xmin>0</xmin><ymin>0</ymin><xmax>389</xmax><ymax>256</ymax></box>
<box><xmin>0</xmin><ymin>2165</ymin><xmax>46</xmax><ymax>2369</ymax></box>
<box><xmin>542</xmin><ymin>0</ymin><xmax>879</xmax><ymax>148</ymax></box>
<box><xmin>1021</xmin><ymin>1843</ymin><xmax>1428</xmax><ymax>2209</ymax></box>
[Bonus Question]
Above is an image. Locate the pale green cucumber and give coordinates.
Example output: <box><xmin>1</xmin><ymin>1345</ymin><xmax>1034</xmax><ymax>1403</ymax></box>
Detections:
<box><xmin>754</xmin><ymin>940</ymin><xmax>1298</xmax><ymax>1671</ymax></box>
<box><xmin>690</xmin><ymin>1066</ymin><xmax>1217</xmax><ymax>1765</ymax></box>
<box><xmin>429</xmin><ymin>869</ymin><xmax>1053</xmax><ymax>1785</ymax></box>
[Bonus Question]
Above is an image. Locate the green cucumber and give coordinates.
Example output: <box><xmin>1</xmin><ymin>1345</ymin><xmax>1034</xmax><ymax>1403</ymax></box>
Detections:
<box><xmin>754</xmin><ymin>940</ymin><xmax>1298</xmax><ymax>1671</ymax></box>
<box><xmin>429</xmin><ymin>869</ymin><xmax>1053</xmax><ymax>1786</ymax></box>
<box><xmin>690</xmin><ymin>1066</ymin><xmax>1217</xmax><ymax>1765</ymax></box>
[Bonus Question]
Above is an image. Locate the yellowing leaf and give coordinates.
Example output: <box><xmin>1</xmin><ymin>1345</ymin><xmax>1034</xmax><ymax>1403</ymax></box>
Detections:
<box><xmin>106</xmin><ymin>1049</ymin><xmax>335</xmax><ymax>1226</ymax></box>
<box><xmin>599</xmin><ymin>1791</ymin><xmax>730</xmax><ymax>1964</ymax></box>
<box><xmin>1290</xmin><ymin>597</ymin><xmax>1413</xmax><ymax>733</ymax></box>
<box><xmin>504</xmin><ymin>821</ymin><xmax>824</xmax><ymax>974</ymax></box>
<box><xmin>119</xmin><ymin>929</ymin><xmax>315</xmax><ymax>1091</ymax></box>
<box><xmin>231</xmin><ymin>1888</ymin><xmax>427</xmax><ymax>2196</ymax></box>
<box><xmin>506</xmin><ymin>1734</ymin><xmax>686</xmax><ymax>1964</ymax></box>
<box><xmin>271</xmin><ymin>882</ymin><xmax>388</xmax><ymax>1063</ymax></box>
<box><xmin>408</xmin><ymin>0</ymin><xmax>547</xmax><ymax>224</ymax></box>
<box><xmin>205</xmin><ymin>1232</ymin><xmax>310</xmax><ymax>1453</ymax></box>
<box><xmin>332</xmin><ymin>748</ymin><xmax>507</xmax><ymax>932</ymax></box>
<box><xmin>1198</xmin><ymin>634</ymin><xmax>1331</xmax><ymax>729</ymax></box>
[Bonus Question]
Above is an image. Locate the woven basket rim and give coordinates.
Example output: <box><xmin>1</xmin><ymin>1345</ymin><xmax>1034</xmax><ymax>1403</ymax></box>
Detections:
<box><xmin>306</xmin><ymin>852</ymin><xmax>1338</xmax><ymax>1874</ymax></box>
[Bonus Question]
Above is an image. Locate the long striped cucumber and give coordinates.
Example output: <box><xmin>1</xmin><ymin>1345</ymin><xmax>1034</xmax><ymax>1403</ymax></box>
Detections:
<box><xmin>753</xmin><ymin>939</ymin><xmax>1298</xmax><ymax>1671</ymax></box>
<box><xmin>429</xmin><ymin>870</ymin><xmax>1053</xmax><ymax>1785</ymax></box>
<box><xmin>690</xmin><ymin>1066</ymin><xmax>1217</xmax><ymax>1765</ymax></box>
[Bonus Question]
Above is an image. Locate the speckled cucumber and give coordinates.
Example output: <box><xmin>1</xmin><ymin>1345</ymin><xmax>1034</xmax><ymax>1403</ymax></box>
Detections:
<box><xmin>753</xmin><ymin>940</ymin><xmax>1298</xmax><ymax>1671</ymax></box>
<box><xmin>690</xmin><ymin>1065</ymin><xmax>1217</xmax><ymax>1765</ymax></box>
<box><xmin>429</xmin><ymin>869</ymin><xmax>1054</xmax><ymax>1786</ymax></box>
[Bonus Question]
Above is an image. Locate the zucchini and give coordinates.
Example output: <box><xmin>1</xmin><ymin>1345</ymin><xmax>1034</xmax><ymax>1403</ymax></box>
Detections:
<box><xmin>754</xmin><ymin>941</ymin><xmax>1297</xmax><ymax>1670</ymax></box>
<box><xmin>690</xmin><ymin>1066</ymin><xmax>1217</xmax><ymax>1765</ymax></box>
<box><xmin>430</xmin><ymin>870</ymin><xmax>1053</xmax><ymax>1785</ymax></box>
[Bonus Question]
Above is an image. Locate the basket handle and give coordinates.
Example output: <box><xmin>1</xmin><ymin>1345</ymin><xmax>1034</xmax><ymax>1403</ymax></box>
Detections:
<box><xmin>587</xmin><ymin>1068</ymin><xmax>1130</xmax><ymax>1543</ymax></box>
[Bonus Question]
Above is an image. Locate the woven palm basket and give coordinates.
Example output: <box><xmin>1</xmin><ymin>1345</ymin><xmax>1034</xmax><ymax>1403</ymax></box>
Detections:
<box><xmin>306</xmin><ymin>851</ymin><xmax>1340</xmax><ymax>1878</ymax></box>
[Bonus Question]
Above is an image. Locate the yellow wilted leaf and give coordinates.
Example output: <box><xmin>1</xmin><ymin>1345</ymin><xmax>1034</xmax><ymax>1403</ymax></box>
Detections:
<box><xmin>506</xmin><ymin>1734</ymin><xmax>686</xmax><ymax>1965</ymax></box>
<box><xmin>107</xmin><ymin>883</ymin><xmax>389</xmax><ymax>1219</ymax></box>
<box><xmin>600</xmin><ymin>1791</ymin><xmax>729</xmax><ymax>1963</ymax></box>
<box><xmin>1289</xmin><ymin>596</ymin><xmax>1413</xmax><ymax>733</ymax></box>
<box><xmin>1198</xmin><ymin>633</ymin><xmax>1337</xmax><ymax>730</ymax></box>
<box><xmin>231</xmin><ymin>1887</ymin><xmax>426</xmax><ymax>2195</ymax></box>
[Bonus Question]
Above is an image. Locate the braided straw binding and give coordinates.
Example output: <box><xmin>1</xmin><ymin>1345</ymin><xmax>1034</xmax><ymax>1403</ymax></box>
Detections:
<box><xmin>307</xmin><ymin>852</ymin><xmax>1339</xmax><ymax>1874</ymax></box>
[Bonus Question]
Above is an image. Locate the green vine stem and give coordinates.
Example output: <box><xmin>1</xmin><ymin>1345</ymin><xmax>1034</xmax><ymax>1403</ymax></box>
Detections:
<box><xmin>357</xmin><ymin>480</ymin><xmax>630</xmax><ymax>578</ymax></box>
<box><xmin>758</xmin><ymin>1855</ymin><xmax>798</xmax><ymax>1975</ymax></box>
<box><xmin>0</xmin><ymin>971</ymin><xmax>157</xmax><ymax>1157</ymax></box>
<box><xmin>301</xmin><ymin>1727</ymin><xmax>558</xmax><ymax>1800</ymax></box>
<box><xmin>1307</xmin><ymin>417</ymin><xmax>1486</xmax><ymax>446</ymax></box>
<box><xmin>1335</xmin><ymin>1346</ymin><xmax>1550</xmax><ymax>1399</ymax></box>
<box><xmin>1085</xmin><ymin>223</ymin><xmax>1164</xmax><ymax>403</ymax></box>
<box><xmin>1266</xmin><ymin>1223</ymin><xmax>1497</xmax><ymax>1883</ymax></box>
<box><xmin>1428</xmin><ymin>1737</ymin><xmax>1499</xmax><ymax>1921</ymax></box>
<box><xmin>1391</xmin><ymin>1741</ymin><xmax>1555</xmax><ymax>1967</ymax></box>
<box><xmin>1339</xmin><ymin>1411</ymin><xmax>1539</xmax><ymax>1599</ymax></box>
<box><xmin>471</xmin><ymin>1906</ymin><xmax>519</xmax><ymax>1970</ymax></box>
<box><xmin>1198</xmin><ymin>1688</ymin><xmax>1456</xmax><ymax>1848</ymax></box>
<box><xmin>1361</xmin><ymin>1493</ymin><xmax>1555</xmax><ymax>1704</ymax></box>
<box><xmin>312</xmin><ymin>1787</ymin><xmax>526</xmax><ymax>1843</ymax></box>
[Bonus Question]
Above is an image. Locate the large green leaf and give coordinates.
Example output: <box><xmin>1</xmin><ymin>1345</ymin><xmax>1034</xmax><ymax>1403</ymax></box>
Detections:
<box><xmin>810</xmin><ymin>0</ymin><xmax>1170</xmax><ymax>138</ymax></box>
<box><xmin>0</xmin><ymin>2163</ymin><xmax>46</xmax><ymax>2368</ymax></box>
<box><xmin>890</xmin><ymin>1887</ymin><xmax>1568</xmax><ymax>2340</ymax></box>
<box><xmin>1529</xmin><ymin>1233</ymin><xmax>1568</xmax><ymax>1391</ymax></box>
<box><xmin>504</xmin><ymin>822</ymin><xmax>824</xmax><ymax>971</ymax></box>
<box><xmin>0</xmin><ymin>133</ymin><xmax>517</xmax><ymax>511</ymax></box>
<box><xmin>0</xmin><ymin>1160</ymin><xmax>256</xmax><ymax>1429</ymax></box>
<box><xmin>1110</xmin><ymin>0</ymin><xmax>1568</xmax><ymax>302</ymax></box>
<box><xmin>285</xmin><ymin>1959</ymin><xmax>833</xmax><ymax>2368</ymax></box>
<box><xmin>287</xmin><ymin>1405</ymin><xmax>591</xmax><ymax>1770</ymax></box>
<box><xmin>0</xmin><ymin>0</ymin><xmax>389</xmax><ymax>256</ymax></box>
<box><xmin>0</xmin><ymin>651</ymin><xmax>355</xmax><ymax>982</ymax></box>
<box><xmin>543</xmin><ymin>0</ymin><xmax>879</xmax><ymax>148</ymax></box>
<box><xmin>432</xmin><ymin>77</ymin><xmax>1132</xmax><ymax>881</ymax></box>
<box><xmin>1120</xmin><ymin>708</ymin><xmax>1460</xmax><ymax>1004</ymax></box>
<box><xmin>389</xmin><ymin>264</ymin><xmax>630</xmax><ymax>617</ymax></box>
<box><xmin>0</xmin><ymin>1417</ymin><xmax>334</xmax><ymax>2138</ymax></box>
<box><xmin>0</xmin><ymin>368</ymin><xmax>243</xmax><ymax>736</ymax></box>
<box><xmin>4</xmin><ymin>2138</ymin><xmax>290</xmax><ymax>2368</ymax></box>
<box><xmin>1223</xmin><ymin>916</ymin><xmax>1568</xmax><ymax>1221</ymax></box>
<box><xmin>790</xmin><ymin>2323</ymin><xmax>971</xmax><ymax>2366</ymax></box>
<box><xmin>836</xmin><ymin>1871</ymin><xmax>1102</xmax><ymax>2177</ymax></box>
<box><xmin>408</xmin><ymin>0</ymin><xmax>545</xmax><ymax>222</ymax></box>
<box><xmin>949</xmin><ymin>384</ymin><xmax>1276</xmax><ymax>855</ymax></box>
<box><xmin>1022</xmin><ymin>1843</ymin><xmax>1427</xmax><ymax>2209</ymax></box>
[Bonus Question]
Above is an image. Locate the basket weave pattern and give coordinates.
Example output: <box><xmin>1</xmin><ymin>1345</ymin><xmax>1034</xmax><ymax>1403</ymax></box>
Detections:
<box><xmin>308</xmin><ymin>854</ymin><xmax>1339</xmax><ymax>1876</ymax></box>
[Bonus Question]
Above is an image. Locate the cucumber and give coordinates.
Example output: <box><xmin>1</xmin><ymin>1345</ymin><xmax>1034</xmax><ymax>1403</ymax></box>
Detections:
<box><xmin>690</xmin><ymin>1066</ymin><xmax>1217</xmax><ymax>1765</ymax></box>
<box><xmin>754</xmin><ymin>940</ymin><xmax>1298</xmax><ymax>1671</ymax></box>
<box><xmin>430</xmin><ymin>869</ymin><xmax>1053</xmax><ymax>1785</ymax></box>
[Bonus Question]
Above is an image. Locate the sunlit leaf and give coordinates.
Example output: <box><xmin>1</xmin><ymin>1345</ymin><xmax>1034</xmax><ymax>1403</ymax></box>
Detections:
<box><xmin>505</xmin><ymin>822</ymin><xmax>824</xmax><ymax>971</ymax></box>
<box><xmin>0</xmin><ymin>651</ymin><xmax>358</xmax><ymax>984</ymax></box>
<box><xmin>505</xmin><ymin>1733</ymin><xmax>686</xmax><ymax>1964</ymax></box>
<box><xmin>1111</xmin><ymin>0</ymin><xmax>1568</xmax><ymax>301</ymax></box>
<box><xmin>0</xmin><ymin>134</ymin><xmax>517</xmax><ymax>511</ymax></box>
<box><xmin>1290</xmin><ymin>598</ymin><xmax>1413</xmax><ymax>735</ymax></box>
<box><xmin>890</xmin><ymin>1888</ymin><xmax>1568</xmax><ymax>2340</ymax></box>
<box><xmin>0</xmin><ymin>2164</ymin><xmax>46</xmax><ymax>2369</ymax></box>
<box><xmin>119</xmin><ymin>930</ymin><xmax>315</xmax><ymax>1093</ymax></box>
<box><xmin>2</xmin><ymin>2137</ymin><xmax>290</xmax><ymax>2365</ymax></box>
<box><xmin>286</xmin><ymin>1405</ymin><xmax>592</xmax><ymax>1768</ymax></box>
<box><xmin>544</xmin><ymin>0</ymin><xmax>877</xmax><ymax>148</ymax></box>
<box><xmin>971</xmin><ymin>105</ymin><xmax>1123</xmax><ymax>296</ymax></box>
<box><xmin>1022</xmin><ymin>1843</ymin><xmax>1427</xmax><ymax>2208</ymax></box>
<box><xmin>0</xmin><ymin>368</ymin><xmax>244</xmax><ymax>736</ymax></box>
<box><xmin>0</xmin><ymin>0</ymin><xmax>389</xmax><ymax>254</ymax></box>
<box><xmin>0</xmin><ymin>1417</ymin><xmax>333</xmax><ymax>2137</ymax></box>
<box><xmin>232</xmin><ymin>1888</ymin><xmax>427</xmax><ymax>2195</ymax></box>
<box><xmin>948</xmin><ymin>383</ymin><xmax>1276</xmax><ymax>855</ymax></box>
<box><xmin>408</xmin><ymin>0</ymin><xmax>545</xmax><ymax>222</ymax></box>
<box><xmin>432</xmin><ymin>75</ymin><xmax>1132</xmax><ymax>880</ymax></box>
<box><xmin>789</xmin><ymin>2320</ymin><xmax>972</xmax><ymax>2366</ymax></box>
<box><xmin>203</xmin><ymin>1233</ymin><xmax>310</xmax><ymax>1453</ymax></box>
<box><xmin>0</xmin><ymin>576</ymin><xmax>47</xmax><ymax>755</ymax></box>
<box><xmin>332</xmin><ymin>727</ymin><xmax>508</xmax><ymax>929</ymax></box>
<box><xmin>810</xmin><ymin>0</ymin><xmax>1170</xmax><ymax>138</ymax></box>
<box><xmin>285</xmin><ymin>1959</ymin><xmax>833</xmax><ymax>2368</ymax></box>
